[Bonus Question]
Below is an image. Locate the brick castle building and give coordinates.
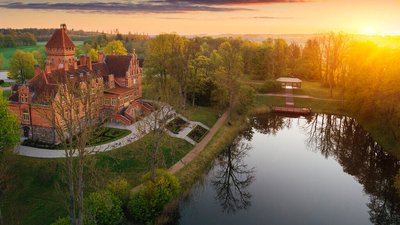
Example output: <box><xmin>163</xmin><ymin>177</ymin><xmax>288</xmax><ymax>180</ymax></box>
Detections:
<box><xmin>8</xmin><ymin>24</ymin><xmax>150</xmax><ymax>144</ymax></box>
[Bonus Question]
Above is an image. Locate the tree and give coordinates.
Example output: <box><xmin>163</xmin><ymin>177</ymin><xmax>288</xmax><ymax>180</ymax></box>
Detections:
<box><xmin>32</xmin><ymin>49</ymin><xmax>46</xmax><ymax>69</ymax></box>
<box><xmin>88</xmin><ymin>49</ymin><xmax>98</xmax><ymax>62</ymax></box>
<box><xmin>9</xmin><ymin>50</ymin><xmax>37</xmax><ymax>83</ymax></box>
<box><xmin>272</xmin><ymin>39</ymin><xmax>289</xmax><ymax>78</ymax></box>
<box><xmin>102</xmin><ymin>41</ymin><xmax>127</xmax><ymax>55</ymax></box>
<box><xmin>38</xmin><ymin>76</ymin><xmax>105</xmax><ymax>225</ymax></box>
<box><xmin>84</xmin><ymin>191</ymin><xmax>124</xmax><ymax>225</ymax></box>
<box><xmin>0</xmin><ymin>90</ymin><xmax>20</xmax><ymax>150</ymax></box>
<box><xmin>0</xmin><ymin>90</ymin><xmax>20</xmax><ymax>225</ymax></box>
<box><xmin>214</xmin><ymin>41</ymin><xmax>244</xmax><ymax>120</ymax></box>
<box><xmin>144</xmin><ymin>34</ymin><xmax>189</xmax><ymax>108</ymax></box>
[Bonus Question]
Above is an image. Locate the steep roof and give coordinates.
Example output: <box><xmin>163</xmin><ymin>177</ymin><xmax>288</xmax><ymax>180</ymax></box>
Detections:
<box><xmin>105</xmin><ymin>55</ymin><xmax>132</xmax><ymax>77</ymax></box>
<box><xmin>45</xmin><ymin>26</ymin><xmax>75</xmax><ymax>49</ymax></box>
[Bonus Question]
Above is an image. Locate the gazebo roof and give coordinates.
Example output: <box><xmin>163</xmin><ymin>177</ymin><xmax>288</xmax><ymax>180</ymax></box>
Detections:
<box><xmin>276</xmin><ymin>77</ymin><xmax>302</xmax><ymax>83</ymax></box>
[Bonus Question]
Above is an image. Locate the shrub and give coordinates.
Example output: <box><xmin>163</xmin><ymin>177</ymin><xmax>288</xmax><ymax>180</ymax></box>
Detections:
<box><xmin>258</xmin><ymin>80</ymin><xmax>282</xmax><ymax>93</ymax></box>
<box><xmin>128</xmin><ymin>169</ymin><xmax>181</xmax><ymax>224</ymax></box>
<box><xmin>50</xmin><ymin>217</ymin><xmax>70</xmax><ymax>225</ymax></box>
<box><xmin>0</xmin><ymin>80</ymin><xmax>4</xmax><ymax>85</ymax></box>
<box><xmin>236</xmin><ymin>85</ymin><xmax>256</xmax><ymax>115</ymax></box>
<box><xmin>84</xmin><ymin>191</ymin><xmax>124</xmax><ymax>225</ymax></box>
<box><xmin>106</xmin><ymin>177</ymin><xmax>131</xmax><ymax>207</ymax></box>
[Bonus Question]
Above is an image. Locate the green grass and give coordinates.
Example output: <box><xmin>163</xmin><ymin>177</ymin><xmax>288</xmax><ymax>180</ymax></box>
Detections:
<box><xmin>292</xmin><ymin>81</ymin><xmax>339</xmax><ymax>99</ymax></box>
<box><xmin>294</xmin><ymin>98</ymin><xmax>345</xmax><ymax>115</ymax></box>
<box><xmin>0</xmin><ymin>82</ymin><xmax>12</xmax><ymax>87</ymax></box>
<box><xmin>2</xmin><ymin>89</ymin><xmax>11</xmax><ymax>98</ymax></box>
<box><xmin>179</xmin><ymin>106</ymin><xmax>220</xmax><ymax>128</ymax></box>
<box><xmin>255</xmin><ymin>95</ymin><xmax>286</xmax><ymax>107</ymax></box>
<box><xmin>0</xmin><ymin>41</ymin><xmax>84</xmax><ymax>70</ymax></box>
<box><xmin>0</xmin><ymin>43</ymin><xmax>45</xmax><ymax>70</ymax></box>
<box><xmin>21</xmin><ymin>127</ymin><xmax>131</xmax><ymax>149</ymax></box>
<box><xmin>3</xmin><ymin>134</ymin><xmax>192</xmax><ymax>225</ymax></box>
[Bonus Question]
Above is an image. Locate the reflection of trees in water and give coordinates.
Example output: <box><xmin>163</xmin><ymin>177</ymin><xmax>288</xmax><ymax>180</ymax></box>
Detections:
<box><xmin>212</xmin><ymin>137</ymin><xmax>255</xmax><ymax>214</ymax></box>
<box><xmin>304</xmin><ymin>113</ymin><xmax>400</xmax><ymax>225</ymax></box>
<box><xmin>250</xmin><ymin>113</ymin><xmax>292</xmax><ymax>135</ymax></box>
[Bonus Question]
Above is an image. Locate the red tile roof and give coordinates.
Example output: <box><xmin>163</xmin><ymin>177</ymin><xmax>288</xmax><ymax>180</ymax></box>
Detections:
<box><xmin>104</xmin><ymin>87</ymin><xmax>134</xmax><ymax>95</ymax></box>
<box><xmin>45</xmin><ymin>27</ymin><xmax>75</xmax><ymax>49</ymax></box>
<box><xmin>105</xmin><ymin>55</ymin><xmax>131</xmax><ymax>78</ymax></box>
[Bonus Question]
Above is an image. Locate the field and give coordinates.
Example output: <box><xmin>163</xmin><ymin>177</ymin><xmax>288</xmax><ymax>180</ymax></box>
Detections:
<box><xmin>3</xmin><ymin>134</ymin><xmax>192</xmax><ymax>225</ymax></box>
<box><xmin>0</xmin><ymin>41</ymin><xmax>84</xmax><ymax>70</ymax></box>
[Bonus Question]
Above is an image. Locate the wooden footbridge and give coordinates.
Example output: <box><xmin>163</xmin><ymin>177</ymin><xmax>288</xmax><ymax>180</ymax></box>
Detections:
<box><xmin>271</xmin><ymin>85</ymin><xmax>311</xmax><ymax>115</ymax></box>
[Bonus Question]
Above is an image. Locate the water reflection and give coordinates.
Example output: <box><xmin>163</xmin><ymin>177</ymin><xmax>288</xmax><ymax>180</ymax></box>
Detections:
<box><xmin>250</xmin><ymin>113</ymin><xmax>400</xmax><ymax>225</ymax></box>
<box><xmin>212</xmin><ymin>137</ymin><xmax>255</xmax><ymax>214</ymax></box>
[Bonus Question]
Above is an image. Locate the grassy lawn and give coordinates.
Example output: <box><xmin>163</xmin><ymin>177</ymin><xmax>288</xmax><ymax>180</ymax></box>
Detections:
<box><xmin>294</xmin><ymin>98</ymin><xmax>345</xmax><ymax>115</ymax></box>
<box><xmin>0</xmin><ymin>41</ymin><xmax>84</xmax><ymax>70</ymax></box>
<box><xmin>0</xmin><ymin>43</ymin><xmax>45</xmax><ymax>70</ymax></box>
<box><xmin>179</xmin><ymin>106</ymin><xmax>220</xmax><ymax>128</ymax></box>
<box><xmin>21</xmin><ymin>127</ymin><xmax>131</xmax><ymax>150</ymax></box>
<box><xmin>3</xmin><ymin>134</ymin><xmax>192</xmax><ymax>225</ymax></box>
<box><xmin>1</xmin><ymin>89</ymin><xmax>11</xmax><ymax>98</ymax></box>
<box><xmin>292</xmin><ymin>81</ymin><xmax>339</xmax><ymax>99</ymax></box>
<box><xmin>255</xmin><ymin>95</ymin><xmax>286</xmax><ymax>107</ymax></box>
<box><xmin>0</xmin><ymin>82</ymin><xmax>12</xmax><ymax>87</ymax></box>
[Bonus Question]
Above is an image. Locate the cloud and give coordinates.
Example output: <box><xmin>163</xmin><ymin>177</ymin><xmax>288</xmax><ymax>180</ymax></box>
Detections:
<box><xmin>166</xmin><ymin>0</ymin><xmax>307</xmax><ymax>5</ymax></box>
<box><xmin>0</xmin><ymin>1</ymin><xmax>252</xmax><ymax>13</ymax></box>
<box><xmin>0</xmin><ymin>0</ymin><xmax>307</xmax><ymax>13</ymax></box>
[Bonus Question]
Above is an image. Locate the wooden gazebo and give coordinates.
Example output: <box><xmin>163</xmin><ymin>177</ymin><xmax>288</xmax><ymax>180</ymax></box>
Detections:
<box><xmin>276</xmin><ymin>77</ymin><xmax>302</xmax><ymax>89</ymax></box>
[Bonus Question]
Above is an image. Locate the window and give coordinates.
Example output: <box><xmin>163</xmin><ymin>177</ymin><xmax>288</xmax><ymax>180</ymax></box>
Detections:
<box><xmin>104</xmin><ymin>99</ymin><xmax>110</xmax><ymax>106</ymax></box>
<box><xmin>125</xmin><ymin>96</ymin><xmax>129</xmax><ymax>103</ymax></box>
<box><xmin>111</xmin><ymin>98</ymin><xmax>116</xmax><ymax>106</ymax></box>
<box><xmin>23</xmin><ymin>111</ymin><xmax>29</xmax><ymax>121</ymax></box>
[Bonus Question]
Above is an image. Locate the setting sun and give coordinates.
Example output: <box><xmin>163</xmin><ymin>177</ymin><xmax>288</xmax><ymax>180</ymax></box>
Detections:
<box><xmin>360</xmin><ymin>25</ymin><xmax>378</xmax><ymax>36</ymax></box>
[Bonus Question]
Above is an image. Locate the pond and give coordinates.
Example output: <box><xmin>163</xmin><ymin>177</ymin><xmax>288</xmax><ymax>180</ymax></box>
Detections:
<box><xmin>173</xmin><ymin>113</ymin><xmax>400</xmax><ymax>225</ymax></box>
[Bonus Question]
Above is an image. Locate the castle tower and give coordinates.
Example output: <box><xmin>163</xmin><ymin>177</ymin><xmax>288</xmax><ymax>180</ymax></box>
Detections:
<box><xmin>45</xmin><ymin>24</ymin><xmax>76</xmax><ymax>71</ymax></box>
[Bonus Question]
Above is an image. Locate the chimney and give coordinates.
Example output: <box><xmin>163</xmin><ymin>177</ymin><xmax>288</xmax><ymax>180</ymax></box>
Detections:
<box><xmin>87</xmin><ymin>55</ymin><xmax>92</xmax><ymax>71</ymax></box>
<box><xmin>80</xmin><ymin>55</ymin><xmax>86</xmax><ymax>66</ymax></box>
<box><xmin>98</xmin><ymin>50</ymin><xmax>104</xmax><ymax>63</ymax></box>
<box><xmin>63</xmin><ymin>59</ymin><xmax>69</xmax><ymax>71</ymax></box>
<box><xmin>45</xmin><ymin>61</ymin><xmax>52</xmax><ymax>74</ymax></box>
<box><xmin>60</xmin><ymin>23</ymin><xmax>67</xmax><ymax>30</ymax></box>
<box><xmin>73</xmin><ymin>57</ymin><xmax>78</xmax><ymax>70</ymax></box>
<box><xmin>34</xmin><ymin>64</ymin><xmax>41</xmax><ymax>76</ymax></box>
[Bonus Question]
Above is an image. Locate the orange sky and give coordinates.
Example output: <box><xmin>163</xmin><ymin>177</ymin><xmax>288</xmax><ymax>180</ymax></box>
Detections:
<box><xmin>0</xmin><ymin>0</ymin><xmax>399</xmax><ymax>35</ymax></box>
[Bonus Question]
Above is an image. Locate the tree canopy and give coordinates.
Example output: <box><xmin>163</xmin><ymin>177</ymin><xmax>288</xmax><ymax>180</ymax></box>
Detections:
<box><xmin>0</xmin><ymin>90</ymin><xmax>20</xmax><ymax>151</ymax></box>
<box><xmin>9</xmin><ymin>50</ymin><xmax>37</xmax><ymax>83</ymax></box>
<box><xmin>102</xmin><ymin>40</ymin><xmax>128</xmax><ymax>55</ymax></box>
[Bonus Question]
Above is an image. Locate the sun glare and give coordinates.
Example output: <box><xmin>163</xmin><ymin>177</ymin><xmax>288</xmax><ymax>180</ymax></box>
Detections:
<box><xmin>360</xmin><ymin>26</ymin><xmax>377</xmax><ymax>36</ymax></box>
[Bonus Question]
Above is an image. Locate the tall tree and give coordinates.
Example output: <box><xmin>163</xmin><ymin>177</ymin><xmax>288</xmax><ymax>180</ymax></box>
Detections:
<box><xmin>214</xmin><ymin>41</ymin><xmax>244</xmax><ymax>120</ymax></box>
<box><xmin>102</xmin><ymin>40</ymin><xmax>127</xmax><ymax>55</ymax></box>
<box><xmin>0</xmin><ymin>90</ymin><xmax>20</xmax><ymax>225</ymax></box>
<box><xmin>39</xmin><ymin>76</ymin><xmax>105</xmax><ymax>225</ymax></box>
<box><xmin>9</xmin><ymin>50</ymin><xmax>37</xmax><ymax>83</ymax></box>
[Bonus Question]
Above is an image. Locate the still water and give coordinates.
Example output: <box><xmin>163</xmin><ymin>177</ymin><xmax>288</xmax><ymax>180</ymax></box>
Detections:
<box><xmin>175</xmin><ymin>114</ymin><xmax>400</xmax><ymax>225</ymax></box>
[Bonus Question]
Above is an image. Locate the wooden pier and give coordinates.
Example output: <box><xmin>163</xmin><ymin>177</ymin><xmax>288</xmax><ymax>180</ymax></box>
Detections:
<box><xmin>271</xmin><ymin>106</ymin><xmax>312</xmax><ymax>115</ymax></box>
<box><xmin>270</xmin><ymin>81</ymin><xmax>312</xmax><ymax>115</ymax></box>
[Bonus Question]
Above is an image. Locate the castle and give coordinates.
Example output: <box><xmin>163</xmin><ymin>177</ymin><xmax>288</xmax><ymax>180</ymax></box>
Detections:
<box><xmin>8</xmin><ymin>24</ymin><xmax>149</xmax><ymax>144</ymax></box>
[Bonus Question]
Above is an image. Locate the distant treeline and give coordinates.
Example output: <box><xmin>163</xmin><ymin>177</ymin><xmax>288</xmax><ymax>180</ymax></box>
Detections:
<box><xmin>0</xmin><ymin>30</ymin><xmax>36</xmax><ymax>47</ymax></box>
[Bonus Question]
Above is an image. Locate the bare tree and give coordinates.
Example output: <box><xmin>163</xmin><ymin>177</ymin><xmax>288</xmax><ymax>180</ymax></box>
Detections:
<box><xmin>38</xmin><ymin>74</ymin><xmax>105</xmax><ymax>225</ymax></box>
<box><xmin>136</xmin><ymin>92</ymin><xmax>178</xmax><ymax>180</ymax></box>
